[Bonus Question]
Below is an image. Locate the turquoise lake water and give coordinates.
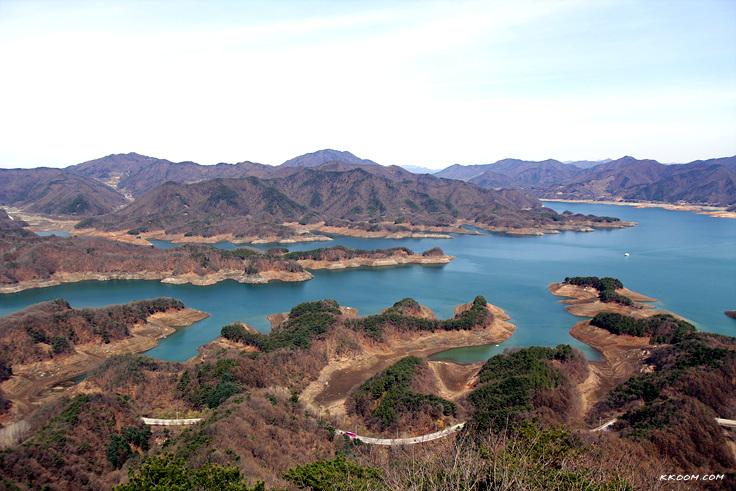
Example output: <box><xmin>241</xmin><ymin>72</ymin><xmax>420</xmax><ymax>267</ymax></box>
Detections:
<box><xmin>1</xmin><ymin>202</ymin><xmax>734</xmax><ymax>363</ymax></box>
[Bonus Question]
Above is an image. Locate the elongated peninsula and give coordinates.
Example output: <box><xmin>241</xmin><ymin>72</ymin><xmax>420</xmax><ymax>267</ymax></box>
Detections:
<box><xmin>0</xmin><ymin>229</ymin><xmax>453</xmax><ymax>293</ymax></box>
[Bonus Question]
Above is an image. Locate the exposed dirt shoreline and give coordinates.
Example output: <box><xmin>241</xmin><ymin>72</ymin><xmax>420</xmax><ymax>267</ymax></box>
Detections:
<box><xmin>13</xmin><ymin>209</ymin><xmax>637</xmax><ymax>243</ymax></box>
<box><xmin>297</xmin><ymin>253</ymin><xmax>454</xmax><ymax>270</ymax></box>
<box><xmin>299</xmin><ymin>301</ymin><xmax>516</xmax><ymax>423</ymax></box>
<box><xmin>571</xmin><ymin>320</ymin><xmax>652</xmax><ymax>413</ymax></box>
<box><xmin>67</xmin><ymin>226</ymin><xmax>460</xmax><ymax>245</ymax></box>
<box><xmin>69</xmin><ymin>222</ymin><xmax>627</xmax><ymax>243</ymax></box>
<box><xmin>0</xmin><ymin>269</ymin><xmax>315</xmax><ymax>294</ymax></box>
<box><xmin>549</xmin><ymin>282</ymin><xmax>658</xmax><ymax>318</ymax></box>
<box><xmin>549</xmin><ymin>282</ymin><xmax>669</xmax><ymax>414</ymax></box>
<box><xmin>0</xmin><ymin>254</ymin><xmax>454</xmax><ymax>294</ymax></box>
<box><xmin>0</xmin><ymin>308</ymin><xmax>209</xmax><ymax>426</ymax></box>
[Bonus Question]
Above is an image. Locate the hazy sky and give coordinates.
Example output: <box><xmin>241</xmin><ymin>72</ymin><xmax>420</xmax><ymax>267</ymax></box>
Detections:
<box><xmin>1</xmin><ymin>0</ymin><xmax>735</xmax><ymax>169</ymax></box>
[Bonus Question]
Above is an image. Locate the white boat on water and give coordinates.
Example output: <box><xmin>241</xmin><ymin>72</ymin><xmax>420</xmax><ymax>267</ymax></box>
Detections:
<box><xmin>624</xmin><ymin>252</ymin><xmax>630</xmax><ymax>256</ymax></box>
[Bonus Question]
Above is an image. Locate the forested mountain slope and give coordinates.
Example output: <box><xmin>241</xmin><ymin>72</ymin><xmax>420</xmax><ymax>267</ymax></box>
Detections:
<box><xmin>0</xmin><ymin>168</ymin><xmax>128</xmax><ymax>216</ymax></box>
<box><xmin>78</xmin><ymin>167</ymin><xmax>615</xmax><ymax>238</ymax></box>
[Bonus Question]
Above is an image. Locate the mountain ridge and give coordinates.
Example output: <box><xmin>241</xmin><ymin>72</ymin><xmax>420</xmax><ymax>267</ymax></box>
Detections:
<box><xmin>1</xmin><ymin>151</ymin><xmax>734</xmax><ymax>222</ymax></box>
<box><xmin>538</xmin><ymin>156</ymin><xmax>736</xmax><ymax>205</ymax></box>
<box><xmin>439</xmin><ymin>155</ymin><xmax>736</xmax><ymax>206</ymax></box>
<box><xmin>79</xmin><ymin>167</ymin><xmax>587</xmax><ymax>239</ymax></box>
<box><xmin>280</xmin><ymin>148</ymin><xmax>380</xmax><ymax>168</ymax></box>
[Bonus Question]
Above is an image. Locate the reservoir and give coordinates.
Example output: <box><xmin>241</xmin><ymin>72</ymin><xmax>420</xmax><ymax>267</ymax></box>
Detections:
<box><xmin>1</xmin><ymin>202</ymin><xmax>734</xmax><ymax>362</ymax></box>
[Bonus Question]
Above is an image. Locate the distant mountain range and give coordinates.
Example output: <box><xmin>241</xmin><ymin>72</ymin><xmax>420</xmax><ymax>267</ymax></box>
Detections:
<box><xmin>0</xmin><ymin>150</ymin><xmax>734</xmax><ymax>223</ymax></box>
<box><xmin>540</xmin><ymin>156</ymin><xmax>736</xmax><ymax>206</ymax></box>
<box><xmin>435</xmin><ymin>156</ymin><xmax>736</xmax><ymax>207</ymax></box>
<box><xmin>400</xmin><ymin>164</ymin><xmax>437</xmax><ymax>174</ymax></box>
<box><xmin>563</xmin><ymin>159</ymin><xmax>614</xmax><ymax>169</ymax></box>
<box><xmin>437</xmin><ymin>158</ymin><xmax>582</xmax><ymax>188</ymax></box>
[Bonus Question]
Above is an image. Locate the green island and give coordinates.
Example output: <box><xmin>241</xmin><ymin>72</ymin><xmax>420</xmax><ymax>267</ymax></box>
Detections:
<box><xmin>564</xmin><ymin>276</ymin><xmax>634</xmax><ymax>305</ymax></box>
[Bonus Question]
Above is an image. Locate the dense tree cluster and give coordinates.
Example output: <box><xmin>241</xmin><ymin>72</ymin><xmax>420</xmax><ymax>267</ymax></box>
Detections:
<box><xmin>443</xmin><ymin>295</ymin><xmax>490</xmax><ymax>331</ymax></box>
<box><xmin>221</xmin><ymin>300</ymin><xmax>341</xmax><ymax>352</ymax></box>
<box><xmin>591</xmin><ymin>312</ymin><xmax>697</xmax><ymax>344</ymax></box>
<box><xmin>468</xmin><ymin>345</ymin><xmax>588</xmax><ymax>434</ymax></box>
<box><xmin>421</xmin><ymin>246</ymin><xmax>445</xmax><ymax>256</ymax></box>
<box><xmin>222</xmin><ymin>296</ymin><xmax>492</xmax><ymax>352</ymax></box>
<box><xmin>351</xmin><ymin>295</ymin><xmax>490</xmax><ymax>341</ymax></box>
<box><xmin>564</xmin><ymin>275</ymin><xmax>622</xmax><ymax>291</ymax></box>
<box><xmin>177</xmin><ymin>359</ymin><xmax>244</xmax><ymax>410</ymax></box>
<box><xmin>106</xmin><ymin>426</ymin><xmax>151</xmax><ymax>469</ymax></box>
<box><xmin>352</xmin><ymin>357</ymin><xmax>456</xmax><ymax>430</ymax></box>
<box><xmin>281</xmin><ymin>455</ymin><xmax>382</xmax><ymax>491</ymax></box>
<box><xmin>115</xmin><ymin>453</ymin><xmax>265</xmax><ymax>491</ymax></box>
<box><xmin>564</xmin><ymin>276</ymin><xmax>633</xmax><ymax>305</ymax></box>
